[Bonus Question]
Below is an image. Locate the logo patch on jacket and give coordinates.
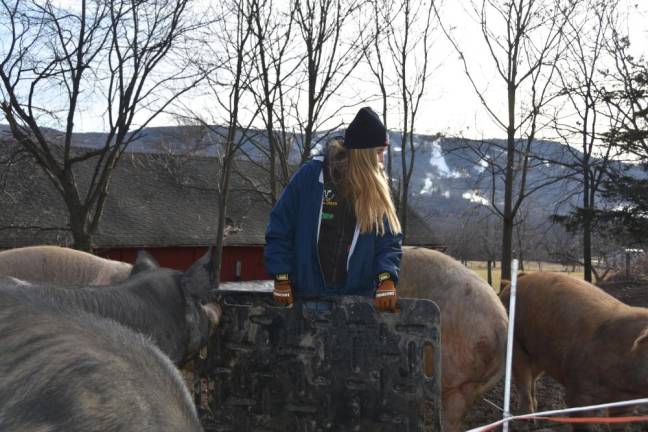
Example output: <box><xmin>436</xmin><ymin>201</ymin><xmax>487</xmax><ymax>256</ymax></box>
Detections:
<box><xmin>322</xmin><ymin>186</ymin><xmax>338</xmax><ymax>221</ymax></box>
<box><xmin>323</xmin><ymin>187</ymin><xmax>337</xmax><ymax>206</ymax></box>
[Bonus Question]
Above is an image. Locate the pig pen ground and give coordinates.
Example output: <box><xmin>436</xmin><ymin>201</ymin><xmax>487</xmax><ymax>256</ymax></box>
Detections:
<box><xmin>428</xmin><ymin>279</ymin><xmax>648</xmax><ymax>432</ymax></box>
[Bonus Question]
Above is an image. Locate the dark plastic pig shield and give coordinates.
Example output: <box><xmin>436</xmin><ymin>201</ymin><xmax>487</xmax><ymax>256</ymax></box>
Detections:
<box><xmin>195</xmin><ymin>290</ymin><xmax>441</xmax><ymax>432</ymax></box>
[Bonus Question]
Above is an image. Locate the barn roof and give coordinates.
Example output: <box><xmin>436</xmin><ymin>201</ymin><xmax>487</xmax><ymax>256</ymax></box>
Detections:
<box><xmin>405</xmin><ymin>208</ymin><xmax>445</xmax><ymax>249</ymax></box>
<box><xmin>0</xmin><ymin>138</ymin><xmax>442</xmax><ymax>250</ymax></box>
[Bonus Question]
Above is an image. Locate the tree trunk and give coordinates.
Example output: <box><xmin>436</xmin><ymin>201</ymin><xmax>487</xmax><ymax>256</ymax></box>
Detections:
<box><xmin>212</xmin><ymin>189</ymin><xmax>229</xmax><ymax>287</ymax></box>
<box><xmin>212</xmin><ymin>132</ymin><xmax>237</xmax><ymax>287</ymax></box>
<box><xmin>64</xmin><ymin>187</ymin><xmax>93</xmax><ymax>251</ymax></box>
<box><xmin>399</xmin><ymin>118</ymin><xmax>409</xmax><ymax>240</ymax></box>
<box><xmin>269</xmin><ymin>131</ymin><xmax>277</xmax><ymax>204</ymax></box>
<box><xmin>501</xmin><ymin>215</ymin><xmax>514</xmax><ymax>286</ymax></box>
<box><xmin>500</xmin><ymin>82</ymin><xmax>516</xmax><ymax>286</ymax></box>
<box><xmin>303</xmin><ymin>46</ymin><xmax>316</xmax><ymax>163</ymax></box>
<box><xmin>626</xmin><ymin>252</ymin><xmax>631</xmax><ymax>281</ymax></box>
<box><xmin>400</xmin><ymin>178</ymin><xmax>409</xmax><ymax>241</ymax></box>
<box><xmin>517</xmin><ymin>225</ymin><xmax>525</xmax><ymax>271</ymax></box>
<box><xmin>71</xmin><ymin>228</ymin><xmax>93</xmax><ymax>252</ymax></box>
<box><xmin>303</xmin><ymin>123</ymin><xmax>313</xmax><ymax>163</ymax></box>
<box><xmin>383</xmin><ymin>103</ymin><xmax>394</xmax><ymax>197</ymax></box>
<box><xmin>487</xmin><ymin>260</ymin><xmax>493</xmax><ymax>287</ymax></box>
<box><xmin>582</xmin><ymin>165</ymin><xmax>593</xmax><ymax>282</ymax></box>
<box><xmin>583</xmin><ymin>211</ymin><xmax>593</xmax><ymax>282</ymax></box>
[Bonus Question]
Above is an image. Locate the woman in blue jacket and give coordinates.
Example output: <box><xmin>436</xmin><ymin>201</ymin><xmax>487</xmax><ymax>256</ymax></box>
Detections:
<box><xmin>264</xmin><ymin>107</ymin><xmax>403</xmax><ymax>311</ymax></box>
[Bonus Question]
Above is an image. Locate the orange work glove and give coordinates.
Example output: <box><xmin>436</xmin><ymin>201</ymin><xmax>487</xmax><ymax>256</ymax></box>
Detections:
<box><xmin>374</xmin><ymin>273</ymin><xmax>398</xmax><ymax>311</ymax></box>
<box><xmin>273</xmin><ymin>274</ymin><xmax>293</xmax><ymax>305</ymax></box>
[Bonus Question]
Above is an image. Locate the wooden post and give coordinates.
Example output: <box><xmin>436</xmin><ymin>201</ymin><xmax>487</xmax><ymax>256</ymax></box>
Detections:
<box><xmin>487</xmin><ymin>260</ymin><xmax>493</xmax><ymax>287</ymax></box>
<box><xmin>626</xmin><ymin>251</ymin><xmax>631</xmax><ymax>280</ymax></box>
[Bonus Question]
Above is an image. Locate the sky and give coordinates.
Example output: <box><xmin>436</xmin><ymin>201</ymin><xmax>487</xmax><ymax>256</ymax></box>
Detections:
<box><xmin>15</xmin><ymin>0</ymin><xmax>648</xmax><ymax>140</ymax></box>
<box><xmin>408</xmin><ymin>0</ymin><xmax>648</xmax><ymax>139</ymax></box>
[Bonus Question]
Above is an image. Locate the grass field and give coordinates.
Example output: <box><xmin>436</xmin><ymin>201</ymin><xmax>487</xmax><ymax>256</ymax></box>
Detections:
<box><xmin>465</xmin><ymin>261</ymin><xmax>584</xmax><ymax>292</ymax></box>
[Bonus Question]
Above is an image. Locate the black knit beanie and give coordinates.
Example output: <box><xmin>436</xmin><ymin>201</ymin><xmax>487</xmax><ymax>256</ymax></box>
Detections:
<box><xmin>344</xmin><ymin>107</ymin><xmax>388</xmax><ymax>149</ymax></box>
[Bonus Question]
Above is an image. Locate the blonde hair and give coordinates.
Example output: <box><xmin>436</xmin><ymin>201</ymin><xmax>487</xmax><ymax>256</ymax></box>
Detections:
<box><xmin>327</xmin><ymin>140</ymin><xmax>402</xmax><ymax>236</ymax></box>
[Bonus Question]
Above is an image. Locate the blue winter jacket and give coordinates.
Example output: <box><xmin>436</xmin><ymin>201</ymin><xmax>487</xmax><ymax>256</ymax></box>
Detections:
<box><xmin>264</xmin><ymin>156</ymin><xmax>403</xmax><ymax>298</ymax></box>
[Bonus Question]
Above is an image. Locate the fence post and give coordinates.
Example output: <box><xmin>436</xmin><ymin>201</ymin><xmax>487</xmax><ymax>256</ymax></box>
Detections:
<box><xmin>503</xmin><ymin>259</ymin><xmax>519</xmax><ymax>432</ymax></box>
<box><xmin>626</xmin><ymin>251</ymin><xmax>631</xmax><ymax>280</ymax></box>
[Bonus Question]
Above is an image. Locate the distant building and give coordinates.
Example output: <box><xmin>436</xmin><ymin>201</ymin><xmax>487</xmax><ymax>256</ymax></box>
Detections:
<box><xmin>0</xmin><ymin>141</ymin><xmax>443</xmax><ymax>281</ymax></box>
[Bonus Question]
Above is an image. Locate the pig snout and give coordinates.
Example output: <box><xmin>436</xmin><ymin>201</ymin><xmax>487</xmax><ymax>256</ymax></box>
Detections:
<box><xmin>202</xmin><ymin>302</ymin><xmax>222</xmax><ymax>331</ymax></box>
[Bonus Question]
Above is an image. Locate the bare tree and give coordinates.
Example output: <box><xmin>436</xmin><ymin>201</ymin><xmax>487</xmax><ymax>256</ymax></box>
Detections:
<box><xmin>292</xmin><ymin>0</ymin><xmax>368</xmax><ymax>162</ymax></box>
<box><xmin>435</xmin><ymin>0</ymin><xmax>577</xmax><ymax>284</ymax></box>
<box><xmin>365</xmin><ymin>0</ymin><xmax>438</xmax><ymax>240</ymax></box>
<box><xmin>549</xmin><ymin>0</ymin><xmax>622</xmax><ymax>282</ymax></box>
<box><xmin>468</xmin><ymin>210</ymin><xmax>501</xmax><ymax>285</ymax></box>
<box><xmin>363</xmin><ymin>0</ymin><xmax>392</xmax><ymax>186</ymax></box>
<box><xmin>0</xmin><ymin>0</ymin><xmax>205</xmax><ymax>250</ymax></box>
<box><xmin>247</xmin><ymin>0</ymin><xmax>296</xmax><ymax>204</ymax></box>
<box><xmin>391</xmin><ymin>0</ymin><xmax>437</xmax><ymax>239</ymax></box>
<box><xmin>180</xmin><ymin>0</ymin><xmax>258</xmax><ymax>285</ymax></box>
<box><xmin>540</xmin><ymin>224</ymin><xmax>581</xmax><ymax>268</ymax></box>
<box><xmin>480</xmin><ymin>215</ymin><xmax>501</xmax><ymax>286</ymax></box>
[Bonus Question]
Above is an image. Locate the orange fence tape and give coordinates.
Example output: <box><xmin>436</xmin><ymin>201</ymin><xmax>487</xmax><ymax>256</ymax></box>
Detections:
<box><xmin>478</xmin><ymin>414</ymin><xmax>648</xmax><ymax>432</ymax></box>
<box><xmin>529</xmin><ymin>415</ymin><xmax>648</xmax><ymax>424</ymax></box>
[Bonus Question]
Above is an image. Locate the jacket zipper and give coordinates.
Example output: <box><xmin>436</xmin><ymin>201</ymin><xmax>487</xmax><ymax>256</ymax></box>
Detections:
<box><xmin>346</xmin><ymin>224</ymin><xmax>360</xmax><ymax>271</ymax></box>
<box><xmin>329</xmin><ymin>202</ymin><xmax>346</xmax><ymax>286</ymax></box>
<box><xmin>315</xmin><ymin>171</ymin><xmax>327</xmax><ymax>289</ymax></box>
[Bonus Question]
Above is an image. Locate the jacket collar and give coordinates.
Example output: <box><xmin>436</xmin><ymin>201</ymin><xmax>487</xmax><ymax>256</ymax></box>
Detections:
<box><xmin>312</xmin><ymin>155</ymin><xmax>325</xmax><ymax>183</ymax></box>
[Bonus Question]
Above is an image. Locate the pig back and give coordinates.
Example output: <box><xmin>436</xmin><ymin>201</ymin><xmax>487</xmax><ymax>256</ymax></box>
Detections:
<box><xmin>398</xmin><ymin>247</ymin><xmax>507</xmax><ymax>334</ymax></box>
<box><xmin>0</xmin><ymin>245</ymin><xmax>133</xmax><ymax>286</ymax></box>
<box><xmin>0</xmin><ymin>289</ymin><xmax>202</xmax><ymax>432</ymax></box>
<box><xmin>501</xmin><ymin>272</ymin><xmax>636</xmax><ymax>341</ymax></box>
<box><xmin>500</xmin><ymin>272</ymin><xmax>645</xmax><ymax>381</ymax></box>
<box><xmin>500</xmin><ymin>271</ymin><xmax>648</xmax><ymax>407</ymax></box>
<box><xmin>397</xmin><ymin>247</ymin><xmax>508</xmax><ymax>391</ymax></box>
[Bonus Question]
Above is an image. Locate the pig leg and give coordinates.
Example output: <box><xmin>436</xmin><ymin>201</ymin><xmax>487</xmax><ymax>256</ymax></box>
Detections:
<box><xmin>512</xmin><ymin>345</ymin><xmax>541</xmax><ymax>414</ymax></box>
<box><xmin>564</xmin><ymin>390</ymin><xmax>601</xmax><ymax>432</ymax></box>
<box><xmin>442</xmin><ymin>388</ymin><xmax>467</xmax><ymax>432</ymax></box>
<box><xmin>443</xmin><ymin>381</ymin><xmax>485</xmax><ymax>432</ymax></box>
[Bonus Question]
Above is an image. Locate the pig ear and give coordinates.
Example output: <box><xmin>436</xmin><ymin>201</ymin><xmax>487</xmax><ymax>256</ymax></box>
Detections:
<box><xmin>181</xmin><ymin>247</ymin><xmax>216</xmax><ymax>300</ymax></box>
<box><xmin>499</xmin><ymin>279</ymin><xmax>511</xmax><ymax>292</ymax></box>
<box><xmin>632</xmin><ymin>327</ymin><xmax>648</xmax><ymax>352</ymax></box>
<box><xmin>130</xmin><ymin>250</ymin><xmax>159</xmax><ymax>277</ymax></box>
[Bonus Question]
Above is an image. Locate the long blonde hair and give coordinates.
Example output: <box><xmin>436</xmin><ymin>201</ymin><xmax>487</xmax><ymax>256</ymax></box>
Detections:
<box><xmin>327</xmin><ymin>139</ymin><xmax>402</xmax><ymax>236</ymax></box>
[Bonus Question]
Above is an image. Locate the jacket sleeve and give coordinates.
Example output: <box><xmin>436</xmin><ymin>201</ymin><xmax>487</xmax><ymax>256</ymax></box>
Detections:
<box><xmin>263</xmin><ymin>166</ymin><xmax>306</xmax><ymax>277</ymax></box>
<box><xmin>373</xmin><ymin>220</ymin><xmax>403</xmax><ymax>284</ymax></box>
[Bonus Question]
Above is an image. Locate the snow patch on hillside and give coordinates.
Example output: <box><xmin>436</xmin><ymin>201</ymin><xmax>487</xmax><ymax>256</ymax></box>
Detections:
<box><xmin>462</xmin><ymin>190</ymin><xmax>489</xmax><ymax>206</ymax></box>
<box><xmin>420</xmin><ymin>176</ymin><xmax>436</xmax><ymax>195</ymax></box>
<box><xmin>474</xmin><ymin>159</ymin><xmax>488</xmax><ymax>173</ymax></box>
<box><xmin>429</xmin><ymin>140</ymin><xmax>467</xmax><ymax>178</ymax></box>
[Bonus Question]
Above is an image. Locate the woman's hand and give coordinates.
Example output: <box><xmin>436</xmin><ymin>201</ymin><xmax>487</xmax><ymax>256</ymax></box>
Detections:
<box><xmin>374</xmin><ymin>278</ymin><xmax>398</xmax><ymax>311</ymax></box>
<box><xmin>273</xmin><ymin>274</ymin><xmax>293</xmax><ymax>305</ymax></box>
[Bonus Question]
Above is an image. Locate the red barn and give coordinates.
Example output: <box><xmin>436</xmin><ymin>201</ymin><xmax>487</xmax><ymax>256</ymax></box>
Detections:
<box><xmin>0</xmin><ymin>147</ymin><xmax>271</xmax><ymax>281</ymax></box>
<box><xmin>0</xmin><ymin>141</ymin><xmax>442</xmax><ymax>281</ymax></box>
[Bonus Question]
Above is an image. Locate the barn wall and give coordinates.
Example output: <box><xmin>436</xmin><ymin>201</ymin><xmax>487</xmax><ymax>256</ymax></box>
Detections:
<box><xmin>220</xmin><ymin>246</ymin><xmax>270</xmax><ymax>281</ymax></box>
<box><xmin>98</xmin><ymin>245</ymin><xmax>270</xmax><ymax>282</ymax></box>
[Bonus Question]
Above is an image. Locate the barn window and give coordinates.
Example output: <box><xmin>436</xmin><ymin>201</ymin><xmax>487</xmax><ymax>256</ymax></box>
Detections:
<box><xmin>235</xmin><ymin>260</ymin><xmax>242</xmax><ymax>281</ymax></box>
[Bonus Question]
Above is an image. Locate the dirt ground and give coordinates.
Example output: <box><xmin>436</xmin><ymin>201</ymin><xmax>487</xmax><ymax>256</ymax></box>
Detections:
<box><xmin>450</xmin><ymin>281</ymin><xmax>648</xmax><ymax>432</ymax></box>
